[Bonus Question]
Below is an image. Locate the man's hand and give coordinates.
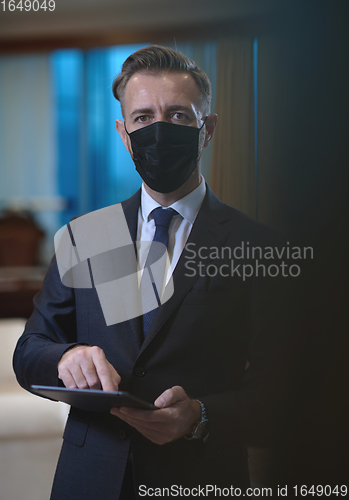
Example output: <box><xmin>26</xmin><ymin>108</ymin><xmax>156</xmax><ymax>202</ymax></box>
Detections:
<box><xmin>58</xmin><ymin>345</ymin><xmax>121</xmax><ymax>392</ymax></box>
<box><xmin>110</xmin><ymin>386</ymin><xmax>201</xmax><ymax>445</ymax></box>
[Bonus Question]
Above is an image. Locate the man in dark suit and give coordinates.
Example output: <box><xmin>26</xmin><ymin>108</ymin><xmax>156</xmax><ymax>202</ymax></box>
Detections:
<box><xmin>13</xmin><ymin>46</ymin><xmax>286</xmax><ymax>499</ymax></box>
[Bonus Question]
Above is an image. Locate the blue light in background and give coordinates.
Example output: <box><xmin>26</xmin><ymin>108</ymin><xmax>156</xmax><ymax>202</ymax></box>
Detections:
<box><xmin>51</xmin><ymin>44</ymin><xmax>146</xmax><ymax>226</ymax></box>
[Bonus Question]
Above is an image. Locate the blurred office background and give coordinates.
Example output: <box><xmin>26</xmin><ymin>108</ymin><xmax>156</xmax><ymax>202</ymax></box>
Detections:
<box><xmin>0</xmin><ymin>1</ymin><xmax>348</xmax><ymax>499</ymax></box>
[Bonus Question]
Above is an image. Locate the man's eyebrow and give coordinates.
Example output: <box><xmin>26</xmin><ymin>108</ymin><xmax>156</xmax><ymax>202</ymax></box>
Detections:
<box><xmin>165</xmin><ymin>105</ymin><xmax>195</xmax><ymax>115</ymax></box>
<box><xmin>130</xmin><ymin>108</ymin><xmax>154</xmax><ymax>118</ymax></box>
<box><xmin>129</xmin><ymin>105</ymin><xmax>195</xmax><ymax>118</ymax></box>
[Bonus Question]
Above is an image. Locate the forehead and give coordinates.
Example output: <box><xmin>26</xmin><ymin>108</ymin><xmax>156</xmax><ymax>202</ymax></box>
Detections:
<box><xmin>122</xmin><ymin>71</ymin><xmax>203</xmax><ymax>114</ymax></box>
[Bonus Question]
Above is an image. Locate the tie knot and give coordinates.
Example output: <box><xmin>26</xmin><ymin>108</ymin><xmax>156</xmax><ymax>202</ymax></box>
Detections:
<box><xmin>151</xmin><ymin>207</ymin><xmax>176</xmax><ymax>229</ymax></box>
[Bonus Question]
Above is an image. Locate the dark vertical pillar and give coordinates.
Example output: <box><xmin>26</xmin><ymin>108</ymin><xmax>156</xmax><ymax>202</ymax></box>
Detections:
<box><xmin>258</xmin><ymin>0</ymin><xmax>349</xmax><ymax>490</ymax></box>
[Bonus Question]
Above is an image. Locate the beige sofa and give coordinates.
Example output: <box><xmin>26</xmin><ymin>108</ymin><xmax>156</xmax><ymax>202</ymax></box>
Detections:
<box><xmin>0</xmin><ymin>318</ymin><xmax>68</xmax><ymax>500</ymax></box>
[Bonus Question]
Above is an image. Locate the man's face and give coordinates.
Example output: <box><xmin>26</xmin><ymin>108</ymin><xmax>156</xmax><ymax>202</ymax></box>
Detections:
<box><xmin>123</xmin><ymin>71</ymin><xmax>205</xmax><ymax>131</ymax></box>
<box><xmin>116</xmin><ymin>71</ymin><xmax>211</xmax><ymax>159</ymax></box>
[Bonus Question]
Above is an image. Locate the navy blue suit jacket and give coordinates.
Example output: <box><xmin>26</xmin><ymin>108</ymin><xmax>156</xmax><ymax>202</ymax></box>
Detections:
<box><xmin>13</xmin><ymin>186</ymin><xmax>286</xmax><ymax>499</ymax></box>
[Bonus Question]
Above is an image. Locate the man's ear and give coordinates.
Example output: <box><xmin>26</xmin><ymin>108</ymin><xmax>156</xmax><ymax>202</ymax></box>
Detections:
<box><xmin>203</xmin><ymin>114</ymin><xmax>218</xmax><ymax>148</ymax></box>
<box><xmin>115</xmin><ymin>119</ymin><xmax>132</xmax><ymax>154</ymax></box>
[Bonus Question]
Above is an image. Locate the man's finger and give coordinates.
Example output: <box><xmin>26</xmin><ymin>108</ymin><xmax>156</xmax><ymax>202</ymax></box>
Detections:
<box><xmin>58</xmin><ymin>369</ymin><xmax>77</xmax><ymax>389</ymax></box>
<box><xmin>112</xmin><ymin>406</ymin><xmax>161</xmax><ymax>422</ymax></box>
<box><xmin>116</xmin><ymin>414</ymin><xmax>167</xmax><ymax>432</ymax></box>
<box><xmin>154</xmin><ymin>385</ymin><xmax>186</xmax><ymax>408</ymax></box>
<box><xmin>110</xmin><ymin>407</ymin><xmax>170</xmax><ymax>431</ymax></box>
<box><xmin>59</xmin><ymin>345</ymin><xmax>121</xmax><ymax>391</ymax></box>
<box><xmin>90</xmin><ymin>347</ymin><xmax>119</xmax><ymax>391</ymax></box>
<box><xmin>68</xmin><ymin>364</ymin><xmax>90</xmax><ymax>389</ymax></box>
<box><xmin>78</xmin><ymin>356</ymin><xmax>102</xmax><ymax>389</ymax></box>
<box><xmin>110</xmin><ymin>409</ymin><xmax>170</xmax><ymax>444</ymax></box>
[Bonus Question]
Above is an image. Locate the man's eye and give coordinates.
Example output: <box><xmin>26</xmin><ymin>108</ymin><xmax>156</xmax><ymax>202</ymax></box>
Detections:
<box><xmin>136</xmin><ymin>115</ymin><xmax>149</xmax><ymax>123</ymax></box>
<box><xmin>172</xmin><ymin>113</ymin><xmax>186</xmax><ymax>120</ymax></box>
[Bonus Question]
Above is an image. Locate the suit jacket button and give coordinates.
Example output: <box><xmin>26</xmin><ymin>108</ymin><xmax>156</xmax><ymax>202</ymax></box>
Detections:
<box><xmin>134</xmin><ymin>366</ymin><xmax>146</xmax><ymax>377</ymax></box>
<box><xmin>119</xmin><ymin>429</ymin><xmax>128</xmax><ymax>440</ymax></box>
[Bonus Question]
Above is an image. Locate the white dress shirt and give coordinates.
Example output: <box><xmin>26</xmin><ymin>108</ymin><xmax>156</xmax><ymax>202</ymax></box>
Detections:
<box><xmin>137</xmin><ymin>176</ymin><xmax>206</xmax><ymax>284</ymax></box>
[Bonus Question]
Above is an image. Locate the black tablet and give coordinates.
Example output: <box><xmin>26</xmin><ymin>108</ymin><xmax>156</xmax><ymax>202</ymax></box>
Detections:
<box><xmin>31</xmin><ymin>385</ymin><xmax>157</xmax><ymax>412</ymax></box>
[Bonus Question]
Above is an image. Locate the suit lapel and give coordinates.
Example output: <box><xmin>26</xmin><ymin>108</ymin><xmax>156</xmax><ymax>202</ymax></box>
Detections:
<box><xmin>121</xmin><ymin>190</ymin><xmax>141</xmax><ymax>244</ymax></box>
<box><xmin>120</xmin><ymin>190</ymin><xmax>144</xmax><ymax>349</ymax></box>
<box><xmin>139</xmin><ymin>187</ymin><xmax>233</xmax><ymax>354</ymax></box>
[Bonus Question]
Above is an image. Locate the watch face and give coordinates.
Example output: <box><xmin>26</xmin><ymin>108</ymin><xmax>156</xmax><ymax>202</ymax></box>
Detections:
<box><xmin>195</xmin><ymin>419</ymin><xmax>208</xmax><ymax>439</ymax></box>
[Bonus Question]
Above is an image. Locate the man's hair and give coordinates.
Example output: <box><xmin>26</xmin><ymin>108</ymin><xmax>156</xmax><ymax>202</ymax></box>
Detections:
<box><xmin>112</xmin><ymin>45</ymin><xmax>212</xmax><ymax>116</ymax></box>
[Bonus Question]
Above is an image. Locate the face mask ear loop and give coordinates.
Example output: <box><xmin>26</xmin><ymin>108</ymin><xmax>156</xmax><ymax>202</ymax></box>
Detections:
<box><xmin>124</xmin><ymin>122</ymin><xmax>135</xmax><ymax>160</ymax></box>
<box><xmin>124</xmin><ymin>122</ymin><xmax>130</xmax><ymax>137</ymax></box>
<box><xmin>199</xmin><ymin>116</ymin><xmax>208</xmax><ymax>131</ymax></box>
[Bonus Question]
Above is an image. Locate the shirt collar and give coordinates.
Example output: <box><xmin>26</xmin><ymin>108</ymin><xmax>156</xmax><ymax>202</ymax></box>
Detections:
<box><xmin>141</xmin><ymin>175</ymin><xmax>206</xmax><ymax>225</ymax></box>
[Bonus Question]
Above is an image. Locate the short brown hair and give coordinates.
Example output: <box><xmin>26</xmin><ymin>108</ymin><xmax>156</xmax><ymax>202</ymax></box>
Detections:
<box><xmin>112</xmin><ymin>45</ymin><xmax>212</xmax><ymax>115</ymax></box>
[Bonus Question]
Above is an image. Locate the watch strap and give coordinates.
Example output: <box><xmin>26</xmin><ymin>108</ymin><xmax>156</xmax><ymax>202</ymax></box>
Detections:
<box><xmin>184</xmin><ymin>399</ymin><xmax>209</xmax><ymax>442</ymax></box>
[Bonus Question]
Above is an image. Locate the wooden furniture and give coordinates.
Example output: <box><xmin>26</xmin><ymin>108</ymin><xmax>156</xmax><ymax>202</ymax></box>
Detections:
<box><xmin>0</xmin><ymin>211</ymin><xmax>45</xmax><ymax>267</ymax></box>
<box><xmin>0</xmin><ymin>267</ymin><xmax>46</xmax><ymax>318</ymax></box>
<box><xmin>0</xmin><ymin>211</ymin><xmax>46</xmax><ymax>318</ymax></box>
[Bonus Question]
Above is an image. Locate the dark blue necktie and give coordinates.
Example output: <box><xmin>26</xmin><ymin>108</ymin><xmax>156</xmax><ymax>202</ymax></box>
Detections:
<box><xmin>142</xmin><ymin>207</ymin><xmax>176</xmax><ymax>336</ymax></box>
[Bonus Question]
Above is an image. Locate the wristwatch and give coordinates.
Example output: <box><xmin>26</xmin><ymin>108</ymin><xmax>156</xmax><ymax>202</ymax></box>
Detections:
<box><xmin>185</xmin><ymin>400</ymin><xmax>209</xmax><ymax>443</ymax></box>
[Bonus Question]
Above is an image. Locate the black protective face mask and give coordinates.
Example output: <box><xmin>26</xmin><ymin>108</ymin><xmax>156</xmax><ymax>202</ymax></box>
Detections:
<box><xmin>125</xmin><ymin>120</ymin><xmax>206</xmax><ymax>193</ymax></box>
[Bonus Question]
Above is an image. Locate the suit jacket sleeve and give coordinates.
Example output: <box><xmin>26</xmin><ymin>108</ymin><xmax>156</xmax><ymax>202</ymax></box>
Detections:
<box><xmin>13</xmin><ymin>254</ymin><xmax>82</xmax><ymax>390</ymax></box>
